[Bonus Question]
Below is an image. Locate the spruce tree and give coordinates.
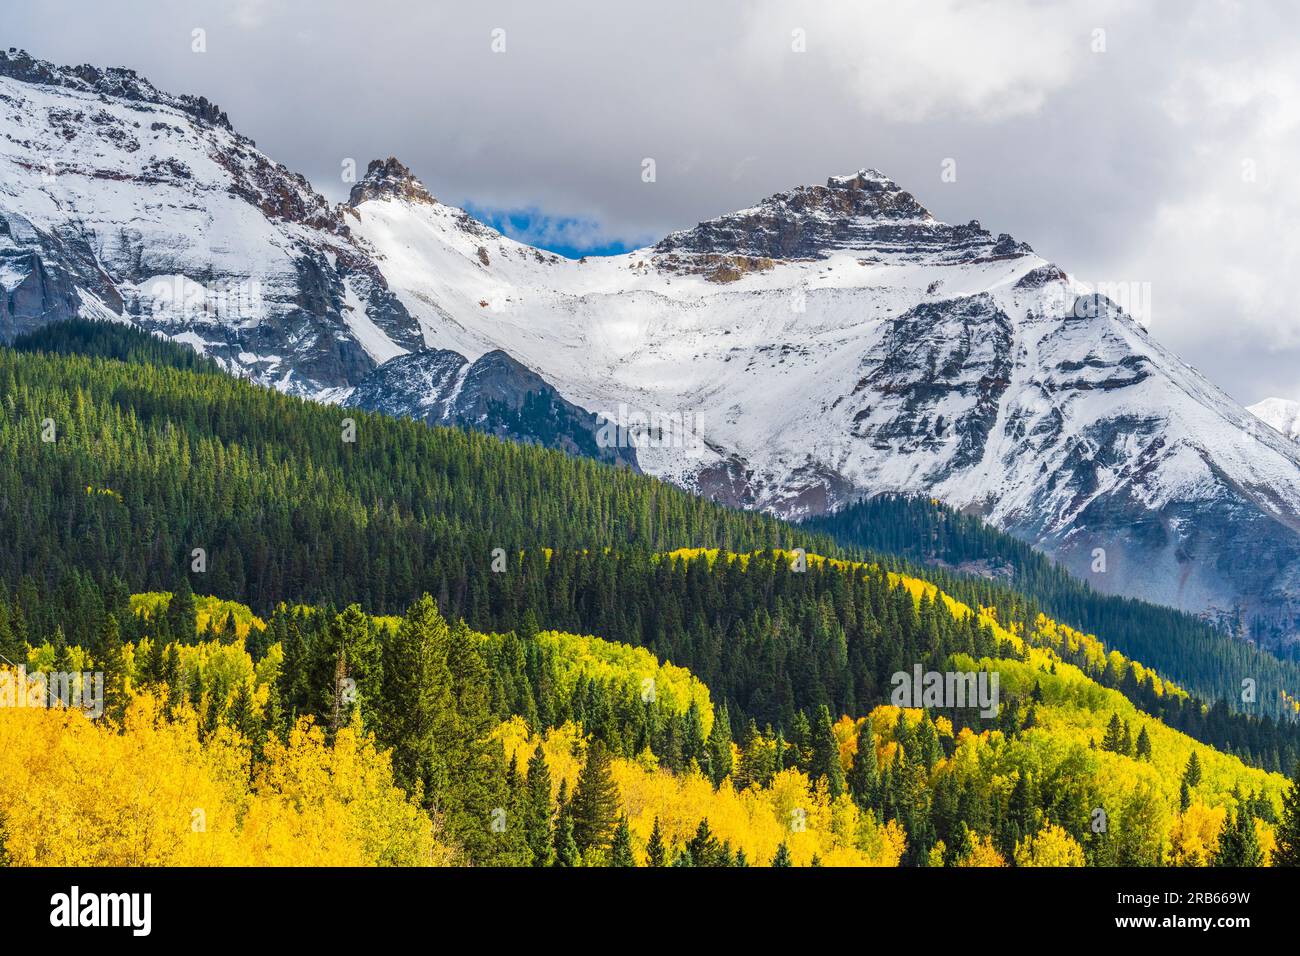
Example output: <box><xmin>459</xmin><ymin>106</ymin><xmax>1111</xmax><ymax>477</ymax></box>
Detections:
<box><xmin>168</xmin><ymin>577</ymin><xmax>196</xmax><ymax>646</ymax></box>
<box><xmin>442</xmin><ymin>618</ymin><xmax>510</xmax><ymax>864</ymax></box>
<box><xmin>683</xmin><ymin>700</ymin><xmax>707</xmax><ymax>769</ymax></box>
<box><xmin>771</xmin><ymin>842</ymin><xmax>792</xmax><ymax>867</ymax></box>
<box><xmin>847</xmin><ymin>721</ymin><xmax>879</xmax><ymax>811</ymax></box>
<box><xmin>552</xmin><ymin>781</ymin><xmax>580</xmax><ymax>867</ymax></box>
<box><xmin>810</xmin><ymin>704</ymin><xmax>845</xmax><ymax>798</ymax></box>
<box><xmin>1275</xmin><ymin>761</ymin><xmax>1300</xmax><ymax>866</ymax></box>
<box><xmin>645</xmin><ymin>816</ymin><xmax>666</xmax><ymax>867</ymax></box>
<box><xmin>1102</xmin><ymin>713</ymin><xmax>1124</xmax><ymax>753</ymax></box>
<box><xmin>686</xmin><ymin>818</ymin><xmax>721</xmax><ymax>867</ymax></box>
<box><xmin>376</xmin><ymin>596</ymin><xmax>454</xmax><ymax>802</ymax></box>
<box><xmin>523</xmin><ymin>744</ymin><xmax>555</xmax><ymax>866</ymax></box>
<box><xmin>97</xmin><ymin>613</ymin><xmax>126</xmax><ymax>722</ymax></box>
<box><xmin>571</xmin><ymin>739</ymin><xmax>620</xmax><ymax>853</ymax></box>
<box><xmin>1214</xmin><ymin>803</ymin><xmax>1264</xmax><ymax>867</ymax></box>
<box><xmin>610</xmin><ymin>816</ymin><xmax>636</xmax><ymax>867</ymax></box>
<box><xmin>1135</xmin><ymin>726</ymin><xmax>1152</xmax><ymax>761</ymax></box>
<box><xmin>706</xmin><ymin>703</ymin><xmax>733</xmax><ymax>786</ymax></box>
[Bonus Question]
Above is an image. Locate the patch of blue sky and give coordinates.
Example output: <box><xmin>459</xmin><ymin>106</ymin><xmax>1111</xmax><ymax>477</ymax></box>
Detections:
<box><xmin>462</xmin><ymin>201</ymin><xmax>644</xmax><ymax>259</ymax></box>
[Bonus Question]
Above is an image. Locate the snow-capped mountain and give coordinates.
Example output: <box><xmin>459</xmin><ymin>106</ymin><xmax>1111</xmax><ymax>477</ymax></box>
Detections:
<box><xmin>0</xmin><ymin>49</ymin><xmax>423</xmax><ymax>396</ymax></box>
<box><xmin>5</xmin><ymin>49</ymin><xmax>1300</xmax><ymax>637</ymax></box>
<box><xmin>345</xmin><ymin>162</ymin><xmax>1300</xmax><ymax>634</ymax></box>
<box><xmin>1250</xmin><ymin>398</ymin><xmax>1300</xmax><ymax>443</ymax></box>
<box><xmin>0</xmin><ymin>50</ymin><xmax>616</xmax><ymax>461</ymax></box>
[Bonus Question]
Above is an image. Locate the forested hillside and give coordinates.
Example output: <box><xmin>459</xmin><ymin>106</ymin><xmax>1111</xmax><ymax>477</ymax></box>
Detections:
<box><xmin>808</xmin><ymin>496</ymin><xmax>1300</xmax><ymax>725</ymax></box>
<box><xmin>0</xmin><ymin>321</ymin><xmax>825</xmax><ymax>612</ymax></box>
<box><xmin>2</xmin><ymin>575</ymin><xmax>1296</xmax><ymax>867</ymax></box>
<box><xmin>2</xmin><ymin>320</ymin><xmax>1300</xmax><ymax>868</ymax></box>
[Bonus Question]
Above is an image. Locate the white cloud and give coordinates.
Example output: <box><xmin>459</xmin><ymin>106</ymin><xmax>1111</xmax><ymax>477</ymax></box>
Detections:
<box><xmin>738</xmin><ymin>0</ymin><xmax>1109</xmax><ymax>122</ymax></box>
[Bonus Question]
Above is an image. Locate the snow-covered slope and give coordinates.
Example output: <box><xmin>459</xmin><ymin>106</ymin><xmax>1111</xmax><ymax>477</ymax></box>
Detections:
<box><xmin>0</xmin><ymin>50</ymin><xmax>424</xmax><ymax>395</ymax></box>
<box><xmin>4</xmin><ymin>49</ymin><xmax>1300</xmax><ymax>637</ymax></box>
<box><xmin>347</xmin><ymin>162</ymin><xmax>1300</xmax><ymax>635</ymax></box>
<box><xmin>1250</xmin><ymin>398</ymin><xmax>1300</xmax><ymax>442</ymax></box>
<box><xmin>0</xmin><ymin>50</ymin><xmax>619</xmax><ymax>468</ymax></box>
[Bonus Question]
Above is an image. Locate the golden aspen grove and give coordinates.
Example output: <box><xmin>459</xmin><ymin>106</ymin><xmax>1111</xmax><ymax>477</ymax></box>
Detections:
<box><xmin>1</xmin><ymin>323</ymin><xmax>1299</xmax><ymax>874</ymax></box>
<box><xmin>0</xmin><ymin>572</ymin><xmax>1292</xmax><ymax>868</ymax></box>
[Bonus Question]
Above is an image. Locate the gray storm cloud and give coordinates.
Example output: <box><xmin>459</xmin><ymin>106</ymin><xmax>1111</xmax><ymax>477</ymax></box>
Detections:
<box><xmin>6</xmin><ymin>0</ymin><xmax>1300</xmax><ymax>405</ymax></box>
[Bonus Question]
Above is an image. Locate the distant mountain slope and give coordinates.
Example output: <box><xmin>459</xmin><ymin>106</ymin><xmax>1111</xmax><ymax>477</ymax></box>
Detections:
<box><xmin>4</xmin><ymin>49</ymin><xmax>1300</xmax><ymax>639</ymax></box>
<box><xmin>1250</xmin><ymin>397</ymin><xmax>1300</xmax><ymax>442</ymax></box>
<box><xmin>345</xmin><ymin>346</ymin><xmax>638</xmax><ymax>469</ymax></box>
<box><xmin>805</xmin><ymin>495</ymin><xmax>1300</xmax><ymax>718</ymax></box>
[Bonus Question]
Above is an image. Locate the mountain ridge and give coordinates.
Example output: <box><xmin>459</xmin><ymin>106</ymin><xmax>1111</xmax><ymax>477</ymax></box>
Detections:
<box><xmin>4</xmin><ymin>48</ymin><xmax>1300</xmax><ymax>641</ymax></box>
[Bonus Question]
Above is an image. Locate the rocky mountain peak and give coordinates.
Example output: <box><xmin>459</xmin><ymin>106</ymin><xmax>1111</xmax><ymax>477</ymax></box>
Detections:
<box><xmin>654</xmin><ymin>166</ymin><xmax>1030</xmax><ymax>263</ymax></box>
<box><xmin>348</xmin><ymin>157</ymin><xmax>437</xmax><ymax>207</ymax></box>
<box><xmin>0</xmin><ymin>48</ymin><xmax>231</xmax><ymax>130</ymax></box>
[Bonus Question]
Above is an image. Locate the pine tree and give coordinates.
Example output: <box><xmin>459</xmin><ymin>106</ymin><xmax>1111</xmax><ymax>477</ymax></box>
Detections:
<box><xmin>571</xmin><ymin>739</ymin><xmax>620</xmax><ymax>853</ymax></box>
<box><xmin>610</xmin><ymin>816</ymin><xmax>636</xmax><ymax>867</ymax></box>
<box><xmin>523</xmin><ymin>744</ymin><xmax>554</xmax><ymax>867</ymax></box>
<box><xmin>552</xmin><ymin>781</ymin><xmax>580</xmax><ymax>867</ymax></box>
<box><xmin>771</xmin><ymin>842</ymin><xmax>792</xmax><ymax>867</ymax></box>
<box><xmin>1272</xmin><ymin>761</ymin><xmax>1300</xmax><ymax>867</ymax></box>
<box><xmin>810</xmin><ymin>704</ymin><xmax>845</xmax><ymax>798</ymax></box>
<box><xmin>1183</xmin><ymin>752</ymin><xmax>1202</xmax><ymax>789</ymax></box>
<box><xmin>645</xmin><ymin>816</ymin><xmax>666</xmax><ymax>867</ymax></box>
<box><xmin>1135</xmin><ymin>726</ymin><xmax>1152</xmax><ymax>761</ymax></box>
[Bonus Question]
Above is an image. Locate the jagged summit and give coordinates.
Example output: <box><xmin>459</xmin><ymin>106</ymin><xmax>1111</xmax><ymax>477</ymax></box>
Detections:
<box><xmin>348</xmin><ymin>157</ymin><xmax>437</xmax><ymax>207</ymax></box>
<box><xmin>0</xmin><ymin>48</ymin><xmax>231</xmax><ymax>130</ymax></box>
<box><xmin>656</xmin><ymin>167</ymin><xmax>1031</xmax><ymax>263</ymax></box>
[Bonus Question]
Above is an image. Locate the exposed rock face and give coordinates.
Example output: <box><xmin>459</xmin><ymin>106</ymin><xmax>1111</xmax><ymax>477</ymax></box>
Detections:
<box><xmin>0</xmin><ymin>48</ymin><xmax>231</xmax><ymax>130</ymax></box>
<box><xmin>347</xmin><ymin>157</ymin><xmax>437</xmax><ymax>207</ymax></box>
<box><xmin>0</xmin><ymin>209</ymin><xmax>122</xmax><ymax>338</ymax></box>
<box><xmin>655</xmin><ymin>169</ymin><xmax>1032</xmax><ymax>264</ymax></box>
<box><xmin>850</xmin><ymin>294</ymin><xmax>1015</xmax><ymax>473</ymax></box>
<box><xmin>345</xmin><ymin>348</ymin><xmax>639</xmax><ymax>469</ymax></box>
<box><xmin>0</xmin><ymin>49</ymin><xmax>428</xmax><ymax>395</ymax></box>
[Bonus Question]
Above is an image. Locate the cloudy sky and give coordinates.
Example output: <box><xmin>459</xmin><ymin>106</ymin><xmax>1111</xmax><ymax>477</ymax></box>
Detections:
<box><xmin>7</xmin><ymin>0</ymin><xmax>1300</xmax><ymax>405</ymax></box>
